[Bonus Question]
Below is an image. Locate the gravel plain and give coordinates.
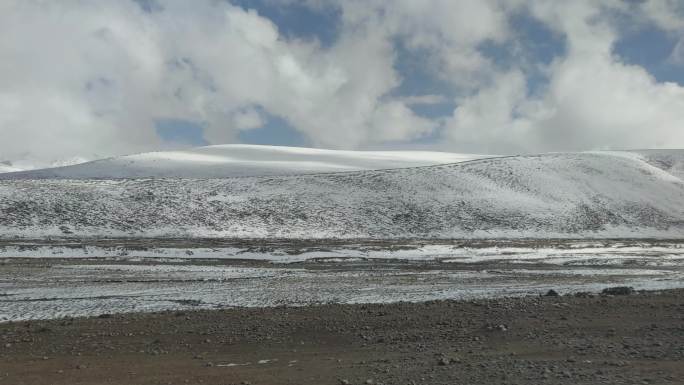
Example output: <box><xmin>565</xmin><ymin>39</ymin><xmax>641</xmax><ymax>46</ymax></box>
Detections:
<box><xmin>1</xmin><ymin>288</ymin><xmax>683</xmax><ymax>385</ymax></box>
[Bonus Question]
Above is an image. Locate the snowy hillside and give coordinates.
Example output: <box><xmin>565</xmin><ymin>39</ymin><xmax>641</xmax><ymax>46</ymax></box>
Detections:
<box><xmin>0</xmin><ymin>144</ymin><xmax>487</xmax><ymax>179</ymax></box>
<box><xmin>635</xmin><ymin>149</ymin><xmax>684</xmax><ymax>179</ymax></box>
<box><xmin>1</xmin><ymin>152</ymin><xmax>683</xmax><ymax>239</ymax></box>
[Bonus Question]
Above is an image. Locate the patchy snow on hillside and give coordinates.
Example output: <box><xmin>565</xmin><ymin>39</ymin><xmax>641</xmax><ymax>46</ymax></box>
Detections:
<box><xmin>0</xmin><ymin>144</ymin><xmax>489</xmax><ymax>179</ymax></box>
<box><xmin>1</xmin><ymin>151</ymin><xmax>683</xmax><ymax>239</ymax></box>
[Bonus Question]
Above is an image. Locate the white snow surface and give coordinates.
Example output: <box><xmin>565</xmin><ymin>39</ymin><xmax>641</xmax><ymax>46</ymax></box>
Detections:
<box><xmin>0</xmin><ymin>157</ymin><xmax>92</xmax><ymax>174</ymax></box>
<box><xmin>0</xmin><ymin>164</ymin><xmax>20</xmax><ymax>173</ymax></box>
<box><xmin>0</xmin><ymin>151</ymin><xmax>683</xmax><ymax>239</ymax></box>
<box><xmin>0</xmin><ymin>144</ymin><xmax>488</xmax><ymax>179</ymax></box>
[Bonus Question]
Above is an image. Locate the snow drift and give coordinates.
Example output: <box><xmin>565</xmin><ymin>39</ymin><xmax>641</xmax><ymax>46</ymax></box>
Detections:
<box><xmin>0</xmin><ymin>151</ymin><xmax>682</xmax><ymax>239</ymax></box>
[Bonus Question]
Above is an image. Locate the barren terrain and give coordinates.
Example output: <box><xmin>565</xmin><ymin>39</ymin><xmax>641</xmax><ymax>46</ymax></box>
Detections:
<box><xmin>1</xmin><ymin>289</ymin><xmax>682</xmax><ymax>385</ymax></box>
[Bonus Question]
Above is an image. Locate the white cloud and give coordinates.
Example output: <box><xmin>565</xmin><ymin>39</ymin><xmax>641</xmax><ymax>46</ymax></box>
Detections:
<box><xmin>0</xmin><ymin>1</ymin><xmax>164</xmax><ymax>161</ymax></box>
<box><xmin>368</xmin><ymin>101</ymin><xmax>435</xmax><ymax>142</ymax></box>
<box><xmin>1</xmin><ymin>0</ymin><xmax>684</xmax><ymax>162</ymax></box>
<box><xmin>336</xmin><ymin>0</ymin><xmax>512</xmax><ymax>90</ymax></box>
<box><xmin>641</xmin><ymin>0</ymin><xmax>684</xmax><ymax>31</ymax></box>
<box><xmin>533</xmin><ymin>52</ymin><xmax>684</xmax><ymax>150</ymax></box>
<box><xmin>0</xmin><ymin>0</ymin><xmax>435</xmax><ymax>161</ymax></box>
<box><xmin>446</xmin><ymin>71</ymin><xmax>532</xmax><ymax>154</ymax></box>
<box><xmin>445</xmin><ymin>0</ymin><xmax>684</xmax><ymax>153</ymax></box>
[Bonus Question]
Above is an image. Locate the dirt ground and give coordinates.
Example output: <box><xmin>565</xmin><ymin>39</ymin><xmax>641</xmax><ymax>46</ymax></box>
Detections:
<box><xmin>1</xmin><ymin>289</ymin><xmax>682</xmax><ymax>385</ymax></box>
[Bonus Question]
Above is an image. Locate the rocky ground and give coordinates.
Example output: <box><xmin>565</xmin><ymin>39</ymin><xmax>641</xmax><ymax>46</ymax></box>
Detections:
<box><xmin>0</xmin><ymin>288</ymin><xmax>682</xmax><ymax>385</ymax></box>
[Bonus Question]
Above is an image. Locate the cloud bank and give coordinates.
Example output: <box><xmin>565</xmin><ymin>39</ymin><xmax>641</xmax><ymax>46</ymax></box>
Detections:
<box><xmin>1</xmin><ymin>0</ymin><xmax>683</xmax><ymax>162</ymax></box>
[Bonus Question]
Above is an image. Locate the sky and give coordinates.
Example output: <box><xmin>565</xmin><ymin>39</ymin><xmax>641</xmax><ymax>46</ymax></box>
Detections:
<box><xmin>1</xmin><ymin>0</ymin><xmax>684</xmax><ymax>163</ymax></box>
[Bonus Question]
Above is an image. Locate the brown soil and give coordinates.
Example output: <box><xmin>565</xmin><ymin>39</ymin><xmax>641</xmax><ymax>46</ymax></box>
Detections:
<box><xmin>1</xmin><ymin>289</ymin><xmax>682</xmax><ymax>385</ymax></box>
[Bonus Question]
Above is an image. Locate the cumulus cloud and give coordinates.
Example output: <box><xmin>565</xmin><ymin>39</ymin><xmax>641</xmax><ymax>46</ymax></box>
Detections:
<box><xmin>0</xmin><ymin>1</ymin><xmax>163</xmax><ymax>161</ymax></box>
<box><xmin>445</xmin><ymin>0</ymin><xmax>684</xmax><ymax>153</ymax></box>
<box><xmin>1</xmin><ymin>0</ymin><xmax>684</xmax><ymax>162</ymax></box>
<box><xmin>336</xmin><ymin>0</ymin><xmax>512</xmax><ymax>90</ymax></box>
<box><xmin>0</xmin><ymin>0</ymin><xmax>435</xmax><ymax>161</ymax></box>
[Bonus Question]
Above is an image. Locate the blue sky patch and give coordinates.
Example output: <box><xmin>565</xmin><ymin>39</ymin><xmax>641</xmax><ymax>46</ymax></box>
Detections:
<box><xmin>230</xmin><ymin>0</ymin><xmax>341</xmax><ymax>47</ymax></box>
<box><xmin>238</xmin><ymin>113</ymin><xmax>308</xmax><ymax>147</ymax></box>
<box><xmin>155</xmin><ymin>119</ymin><xmax>208</xmax><ymax>146</ymax></box>
<box><xmin>614</xmin><ymin>25</ymin><xmax>684</xmax><ymax>85</ymax></box>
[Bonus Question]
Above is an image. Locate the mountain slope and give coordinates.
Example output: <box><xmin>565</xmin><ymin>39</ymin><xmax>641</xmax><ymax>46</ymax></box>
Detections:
<box><xmin>0</xmin><ymin>144</ymin><xmax>488</xmax><ymax>179</ymax></box>
<box><xmin>1</xmin><ymin>152</ymin><xmax>683</xmax><ymax>239</ymax></box>
<box><xmin>634</xmin><ymin>149</ymin><xmax>684</xmax><ymax>179</ymax></box>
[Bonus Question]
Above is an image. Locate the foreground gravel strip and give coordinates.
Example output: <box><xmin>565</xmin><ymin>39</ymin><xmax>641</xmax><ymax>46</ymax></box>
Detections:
<box><xmin>1</xmin><ymin>289</ymin><xmax>682</xmax><ymax>385</ymax></box>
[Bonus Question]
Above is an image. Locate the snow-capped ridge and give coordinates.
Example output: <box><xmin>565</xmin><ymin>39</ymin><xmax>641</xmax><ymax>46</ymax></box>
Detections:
<box><xmin>0</xmin><ymin>144</ymin><xmax>490</xmax><ymax>179</ymax></box>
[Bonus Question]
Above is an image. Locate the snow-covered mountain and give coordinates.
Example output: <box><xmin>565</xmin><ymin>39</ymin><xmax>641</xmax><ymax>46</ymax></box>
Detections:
<box><xmin>0</xmin><ymin>144</ymin><xmax>488</xmax><ymax>179</ymax></box>
<box><xmin>0</xmin><ymin>157</ymin><xmax>92</xmax><ymax>174</ymax></box>
<box><xmin>0</xmin><ymin>151</ymin><xmax>682</xmax><ymax>239</ymax></box>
